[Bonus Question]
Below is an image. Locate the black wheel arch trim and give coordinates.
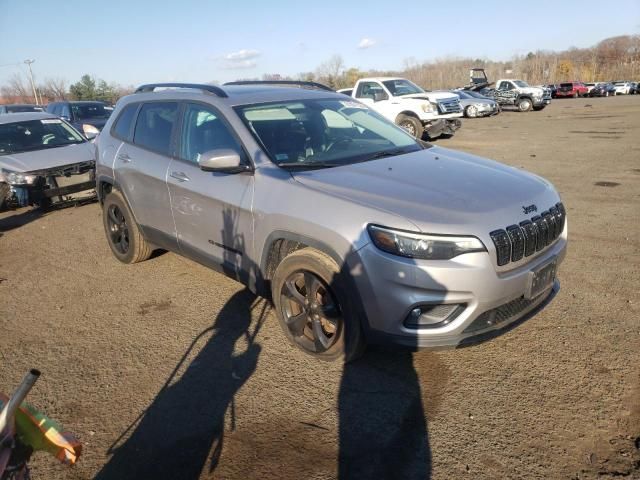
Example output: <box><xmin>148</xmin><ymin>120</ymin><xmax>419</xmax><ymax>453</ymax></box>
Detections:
<box><xmin>259</xmin><ymin>230</ymin><xmax>373</xmax><ymax>336</ymax></box>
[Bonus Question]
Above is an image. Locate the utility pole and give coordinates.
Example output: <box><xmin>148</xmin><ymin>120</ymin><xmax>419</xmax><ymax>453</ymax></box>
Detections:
<box><xmin>24</xmin><ymin>59</ymin><xmax>40</xmax><ymax>105</ymax></box>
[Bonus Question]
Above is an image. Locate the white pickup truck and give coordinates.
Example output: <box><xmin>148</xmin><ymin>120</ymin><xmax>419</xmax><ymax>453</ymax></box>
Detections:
<box><xmin>340</xmin><ymin>77</ymin><xmax>463</xmax><ymax>139</ymax></box>
<box><xmin>465</xmin><ymin>69</ymin><xmax>551</xmax><ymax>112</ymax></box>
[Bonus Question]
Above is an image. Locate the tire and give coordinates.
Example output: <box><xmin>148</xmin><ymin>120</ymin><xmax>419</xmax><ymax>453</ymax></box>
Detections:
<box><xmin>396</xmin><ymin>114</ymin><xmax>424</xmax><ymax>139</ymax></box>
<box><xmin>516</xmin><ymin>97</ymin><xmax>532</xmax><ymax>112</ymax></box>
<box><xmin>102</xmin><ymin>190</ymin><xmax>153</xmax><ymax>264</ymax></box>
<box><xmin>271</xmin><ymin>247</ymin><xmax>365</xmax><ymax>362</ymax></box>
<box><xmin>0</xmin><ymin>182</ymin><xmax>10</xmax><ymax>211</ymax></box>
<box><xmin>464</xmin><ymin>105</ymin><xmax>478</xmax><ymax>118</ymax></box>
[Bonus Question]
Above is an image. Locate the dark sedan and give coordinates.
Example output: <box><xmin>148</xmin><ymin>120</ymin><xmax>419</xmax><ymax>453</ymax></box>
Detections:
<box><xmin>589</xmin><ymin>83</ymin><xmax>616</xmax><ymax>97</ymax></box>
<box><xmin>46</xmin><ymin>101</ymin><xmax>112</xmax><ymax>138</ymax></box>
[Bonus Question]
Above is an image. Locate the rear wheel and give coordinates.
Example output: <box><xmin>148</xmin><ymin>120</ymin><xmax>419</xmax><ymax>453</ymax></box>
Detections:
<box><xmin>271</xmin><ymin>248</ymin><xmax>365</xmax><ymax>362</ymax></box>
<box><xmin>516</xmin><ymin>97</ymin><xmax>532</xmax><ymax>112</ymax></box>
<box><xmin>396</xmin><ymin>114</ymin><xmax>424</xmax><ymax>139</ymax></box>
<box><xmin>0</xmin><ymin>182</ymin><xmax>10</xmax><ymax>211</ymax></box>
<box><xmin>102</xmin><ymin>190</ymin><xmax>152</xmax><ymax>264</ymax></box>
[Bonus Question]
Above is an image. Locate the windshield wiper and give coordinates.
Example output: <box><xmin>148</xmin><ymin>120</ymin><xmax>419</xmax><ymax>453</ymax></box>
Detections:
<box><xmin>366</xmin><ymin>148</ymin><xmax>411</xmax><ymax>160</ymax></box>
<box><xmin>277</xmin><ymin>161</ymin><xmax>338</xmax><ymax>170</ymax></box>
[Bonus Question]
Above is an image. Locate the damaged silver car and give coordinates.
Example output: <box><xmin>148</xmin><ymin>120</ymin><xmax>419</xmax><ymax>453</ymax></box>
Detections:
<box><xmin>0</xmin><ymin>112</ymin><xmax>96</xmax><ymax>210</ymax></box>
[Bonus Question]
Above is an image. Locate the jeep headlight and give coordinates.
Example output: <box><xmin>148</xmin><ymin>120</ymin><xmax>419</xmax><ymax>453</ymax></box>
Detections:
<box><xmin>368</xmin><ymin>225</ymin><xmax>486</xmax><ymax>260</ymax></box>
<box><xmin>0</xmin><ymin>168</ymin><xmax>37</xmax><ymax>185</ymax></box>
<box><xmin>421</xmin><ymin>103</ymin><xmax>435</xmax><ymax>113</ymax></box>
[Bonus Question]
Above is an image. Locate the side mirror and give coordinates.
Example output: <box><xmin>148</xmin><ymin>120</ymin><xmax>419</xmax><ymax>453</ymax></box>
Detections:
<box><xmin>84</xmin><ymin>130</ymin><xmax>98</xmax><ymax>140</ymax></box>
<box><xmin>199</xmin><ymin>148</ymin><xmax>251</xmax><ymax>174</ymax></box>
<box><xmin>373</xmin><ymin>91</ymin><xmax>388</xmax><ymax>102</ymax></box>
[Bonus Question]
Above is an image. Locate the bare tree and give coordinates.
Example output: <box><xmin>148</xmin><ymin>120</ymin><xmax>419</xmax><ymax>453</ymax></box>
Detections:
<box><xmin>39</xmin><ymin>77</ymin><xmax>69</xmax><ymax>101</ymax></box>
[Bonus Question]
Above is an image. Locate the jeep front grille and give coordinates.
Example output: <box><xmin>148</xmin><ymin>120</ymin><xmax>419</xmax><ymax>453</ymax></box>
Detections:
<box><xmin>489</xmin><ymin>202</ymin><xmax>565</xmax><ymax>266</ymax></box>
<box><xmin>438</xmin><ymin>98</ymin><xmax>462</xmax><ymax>114</ymax></box>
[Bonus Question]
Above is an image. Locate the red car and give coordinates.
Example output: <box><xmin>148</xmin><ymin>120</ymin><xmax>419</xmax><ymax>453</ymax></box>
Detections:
<box><xmin>555</xmin><ymin>82</ymin><xmax>589</xmax><ymax>98</ymax></box>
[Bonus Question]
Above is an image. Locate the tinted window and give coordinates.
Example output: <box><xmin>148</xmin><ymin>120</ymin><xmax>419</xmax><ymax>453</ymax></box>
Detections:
<box><xmin>6</xmin><ymin>105</ymin><xmax>39</xmax><ymax>113</ymax></box>
<box><xmin>72</xmin><ymin>103</ymin><xmax>110</xmax><ymax>120</ymax></box>
<box><xmin>179</xmin><ymin>104</ymin><xmax>242</xmax><ymax>164</ymax></box>
<box><xmin>355</xmin><ymin>82</ymin><xmax>385</xmax><ymax>99</ymax></box>
<box><xmin>112</xmin><ymin>103</ymin><xmax>138</xmax><ymax>141</ymax></box>
<box><xmin>133</xmin><ymin>102</ymin><xmax>178</xmax><ymax>155</ymax></box>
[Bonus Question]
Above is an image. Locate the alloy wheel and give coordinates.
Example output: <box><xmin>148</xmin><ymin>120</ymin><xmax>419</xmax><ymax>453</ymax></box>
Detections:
<box><xmin>280</xmin><ymin>270</ymin><xmax>342</xmax><ymax>353</ymax></box>
<box><xmin>107</xmin><ymin>204</ymin><xmax>129</xmax><ymax>254</ymax></box>
<box><xmin>401</xmin><ymin>122</ymin><xmax>416</xmax><ymax>136</ymax></box>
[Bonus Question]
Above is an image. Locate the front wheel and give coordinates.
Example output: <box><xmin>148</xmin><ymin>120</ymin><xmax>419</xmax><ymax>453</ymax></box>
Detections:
<box><xmin>102</xmin><ymin>190</ymin><xmax>153</xmax><ymax>264</ymax></box>
<box><xmin>396</xmin><ymin>114</ymin><xmax>424</xmax><ymax>139</ymax></box>
<box><xmin>271</xmin><ymin>248</ymin><xmax>365</xmax><ymax>362</ymax></box>
<box><xmin>516</xmin><ymin>97</ymin><xmax>532</xmax><ymax>112</ymax></box>
<box><xmin>464</xmin><ymin>105</ymin><xmax>478</xmax><ymax>118</ymax></box>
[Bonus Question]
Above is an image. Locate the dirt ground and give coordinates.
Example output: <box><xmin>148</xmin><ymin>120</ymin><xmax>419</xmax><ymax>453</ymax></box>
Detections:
<box><xmin>1</xmin><ymin>95</ymin><xmax>639</xmax><ymax>480</ymax></box>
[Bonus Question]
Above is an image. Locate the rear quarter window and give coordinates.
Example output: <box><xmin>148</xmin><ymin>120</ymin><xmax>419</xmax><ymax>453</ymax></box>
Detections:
<box><xmin>112</xmin><ymin>103</ymin><xmax>139</xmax><ymax>141</ymax></box>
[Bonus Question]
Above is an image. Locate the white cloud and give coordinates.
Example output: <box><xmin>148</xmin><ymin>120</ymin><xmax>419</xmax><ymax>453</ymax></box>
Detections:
<box><xmin>221</xmin><ymin>60</ymin><xmax>257</xmax><ymax>70</ymax></box>
<box><xmin>224</xmin><ymin>49</ymin><xmax>261</xmax><ymax>61</ymax></box>
<box><xmin>357</xmin><ymin>38</ymin><xmax>377</xmax><ymax>49</ymax></box>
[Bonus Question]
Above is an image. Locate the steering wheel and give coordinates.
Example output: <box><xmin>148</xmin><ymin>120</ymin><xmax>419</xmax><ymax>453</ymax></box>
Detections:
<box><xmin>325</xmin><ymin>136</ymin><xmax>353</xmax><ymax>153</ymax></box>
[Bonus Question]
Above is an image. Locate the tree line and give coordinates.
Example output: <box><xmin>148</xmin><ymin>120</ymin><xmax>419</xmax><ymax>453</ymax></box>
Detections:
<box><xmin>1</xmin><ymin>34</ymin><xmax>638</xmax><ymax>104</ymax></box>
<box><xmin>0</xmin><ymin>74</ymin><xmax>132</xmax><ymax>105</ymax></box>
<box><xmin>303</xmin><ymin>34</ymin><xmax>640</xmax><ymax>90</ymax></box>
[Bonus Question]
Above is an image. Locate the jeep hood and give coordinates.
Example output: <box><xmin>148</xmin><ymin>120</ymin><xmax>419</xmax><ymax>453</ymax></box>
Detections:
<box><xmin>0</xmin><ymin>142</ymin><xmax>96</xmax><ymax>173</ymax></box>
<box><xmin>292</xmin><ymin>146</ymin><xmax>558</xmax><ymax>234</ymax></box>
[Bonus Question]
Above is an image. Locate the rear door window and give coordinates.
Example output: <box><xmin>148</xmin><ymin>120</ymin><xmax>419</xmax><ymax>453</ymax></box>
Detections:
<box><xmin>112</xmin><ymin>103</ymin><xmax>139</xmax><ymax>142</ymax></box>
<box><xmin>133</xmin><ymin>102</ymin><xmax>178</xmax><ymax>156</ymax></box>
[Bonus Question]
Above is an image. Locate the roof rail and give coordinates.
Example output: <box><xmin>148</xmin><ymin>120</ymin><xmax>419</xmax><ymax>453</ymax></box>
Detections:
<box><xmin>134</xmin><ymin>83</ymin><xmax>228</xmax><ymax>98</ymax></box>
<box><xmin>223</xmin><ymin>80</ymin><xmax>334</xmax><ymax>92</ymax></box>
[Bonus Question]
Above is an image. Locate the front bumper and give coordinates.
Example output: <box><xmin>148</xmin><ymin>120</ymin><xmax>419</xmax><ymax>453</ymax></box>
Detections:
<box><xmin>4</xmin><ymin>161</ymin><xmax>96</xmax><ymax>208</ymax></box>
<box><xmin>423</xmin><ymin>118</ymin><xmax>462</xmax><ymax>138</ymax></box>
<box><xmin>349</xmin><ymin>232</ymin><xmax>567</xmax><ymax>349</ymax></box>
<box><xmin>533</xmin><ymin>97</ymin><xmax>552</xmax><ymax>107</ymax></box>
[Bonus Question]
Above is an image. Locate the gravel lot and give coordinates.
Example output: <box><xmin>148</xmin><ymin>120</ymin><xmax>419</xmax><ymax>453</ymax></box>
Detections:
<box><xmin>1</xmin><ymin>95</ymin><xmax>639</xmax><ymax>480</ymax></box>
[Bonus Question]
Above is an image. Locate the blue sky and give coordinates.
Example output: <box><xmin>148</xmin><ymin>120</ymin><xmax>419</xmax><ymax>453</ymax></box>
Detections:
<box><xmin>1</xmin><ymin>0</ymin><xmax>638</xmax><ymax>87</ymax></box>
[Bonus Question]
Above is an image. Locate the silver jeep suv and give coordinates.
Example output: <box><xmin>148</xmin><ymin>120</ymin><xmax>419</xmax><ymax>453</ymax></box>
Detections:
<box><xmin>96</xmin><ymin>81</ymin><xmax>567</xmax><ymax>361</ymax></box>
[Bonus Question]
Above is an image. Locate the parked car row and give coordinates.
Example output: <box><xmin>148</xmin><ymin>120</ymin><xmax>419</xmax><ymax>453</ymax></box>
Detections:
<box><xmin>544</xmin><ymin>81</ymin><xmax>639</xmax><ymax>98</ymax></box>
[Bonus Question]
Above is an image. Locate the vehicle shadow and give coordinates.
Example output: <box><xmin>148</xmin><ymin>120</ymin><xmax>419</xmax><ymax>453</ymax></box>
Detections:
<box><xmin>95</xmin><ymin>208</ymin><xmax>264</xmax><ymax>480</ymax></box>
<box><xmin>0</xmin><ymin>207</ymin><xmax>45</xmax><ymax>233</ymax></box>
<box><xmin>331</xmin><ymin>244</ymin><xmax>448</xmax><ymax>479</ymax></box>
<box><xmin>94</xmin><ymin>289</ymin><xmax>265</xmax><ymax>479</ymax></box>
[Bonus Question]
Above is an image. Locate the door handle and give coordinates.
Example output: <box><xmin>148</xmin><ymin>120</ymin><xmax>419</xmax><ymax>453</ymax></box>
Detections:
<box><xmin>170</xmin><ymin>171</ymin><xmax>190</xmax><ymax>182</ymax></box>
<box><xmin>117</xmin><ymin>153</ymin><xmax>131</xmax><ymax>162</ymax></box>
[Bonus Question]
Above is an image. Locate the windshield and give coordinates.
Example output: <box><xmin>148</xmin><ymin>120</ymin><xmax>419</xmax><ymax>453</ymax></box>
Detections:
<box><xmin>513</xmin><ymin>80</ymin><xmax>530</xmax><ymax>88</ymax></box>
<box><xmin>72</xmin><ymin>103</ymin><xmax>110</xmax><ymax>120</ymax></box>
<box><xmin>466</xmin><ymin>90</ymin><xmax>490</xmax><ymax>99</ymax></box>
<box><xmin>0</xmin><ymin>118</ymin><xmax>85</xmax><ymax>155</ymax></box>
<box><xmin>381</xmin><ymin>79</ymin><xmax>425</xmax><ymax>96</ymax></box>
<box><xmin>454</xmin><ymin>90</ymin><xmax>473</xmax><ymax>99</ymax></box>
<box><xmin>236</xmin><ymin>98</ymin><xmax>422</xmax><ymax>169</ymax></box>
